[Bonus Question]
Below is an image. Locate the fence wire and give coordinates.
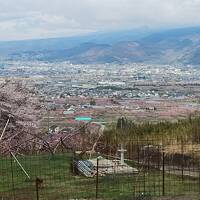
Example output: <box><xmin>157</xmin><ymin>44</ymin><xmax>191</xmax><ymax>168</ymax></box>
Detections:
<box><xmin>0</xmin><ymin>138</ymin><xmax>200</xmax><ymax>200</ymax></box>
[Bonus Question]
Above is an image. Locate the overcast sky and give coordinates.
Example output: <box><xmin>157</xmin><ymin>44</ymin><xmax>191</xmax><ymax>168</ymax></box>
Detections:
<box><xmin>0</xmin><ymin>0</ymin><xmax>200</xmax><ymax>41</ymax></box>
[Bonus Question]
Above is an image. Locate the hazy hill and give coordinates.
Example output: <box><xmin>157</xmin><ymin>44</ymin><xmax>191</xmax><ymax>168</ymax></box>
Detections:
<box><xmin>1</xmin><ymin>27</ymin><xmax>200</xmax><ymax>65</ymax></box>
<box><xmin>0</xmin><ymin>28</ymin><xmax>151</xmax><ymax>56</ymax></box>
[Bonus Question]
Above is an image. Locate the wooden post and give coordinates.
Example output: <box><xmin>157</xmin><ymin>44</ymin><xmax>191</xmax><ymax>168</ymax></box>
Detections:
<box><xmin>35</xmin><ymin>177</ymin><xmax>40</xmax><ymax>200</ymax></box>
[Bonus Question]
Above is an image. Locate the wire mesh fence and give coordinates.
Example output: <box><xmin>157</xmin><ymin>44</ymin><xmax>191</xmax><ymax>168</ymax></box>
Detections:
<box><xmin>0</xmin><ymin>138</ymin><xmax>200</xmax><ymax>200</ymax></box>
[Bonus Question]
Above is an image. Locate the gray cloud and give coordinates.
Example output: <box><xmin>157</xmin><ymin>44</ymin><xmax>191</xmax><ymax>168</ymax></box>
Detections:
<box><xmin>0</xmin><ymin>0</ymin><xmax>200</xmax><ymax>41</ymax></box>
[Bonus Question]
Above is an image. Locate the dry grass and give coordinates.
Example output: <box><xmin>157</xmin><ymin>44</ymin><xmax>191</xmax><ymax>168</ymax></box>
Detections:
<box><xmin>165</xmin><ymin>143</ymin><xmax>200</xmax><ymax>156</ymax></box>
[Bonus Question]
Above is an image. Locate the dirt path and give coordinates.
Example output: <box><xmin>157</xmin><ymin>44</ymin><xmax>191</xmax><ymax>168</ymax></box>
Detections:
<box><xmin>161</xmin><ymin>165</ymin><xmax>200</xmax><ymax>178</ymax></box>
<box><xmin>152</xmin><ymin>195</ymin><xmax>200</xmax><ymax>200</ymax></box>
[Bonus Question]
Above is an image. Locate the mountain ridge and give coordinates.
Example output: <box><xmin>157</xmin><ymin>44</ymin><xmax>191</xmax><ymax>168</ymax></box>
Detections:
<box><xmin>2</xmin><ymin>27</ymin><xmax>200</xmax><ymax>65</ymax></box>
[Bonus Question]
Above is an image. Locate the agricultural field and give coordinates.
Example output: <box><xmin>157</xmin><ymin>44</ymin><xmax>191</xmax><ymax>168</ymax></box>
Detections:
<box><xmin>41</xmin><ymin>96</ymin><xmax>200</xmax><ymax>134</ymax></box>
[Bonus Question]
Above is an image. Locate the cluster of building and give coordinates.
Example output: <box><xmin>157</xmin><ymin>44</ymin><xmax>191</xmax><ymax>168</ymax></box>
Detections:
<box><xmin>1</xmin><ymin>60</ymin><xmax>200</xmax><ymax>127</ymax></box>
<box><xmin>1</xmin><ymin>60</ymin><xmax>200</xmax><ymax>100</ymax></box>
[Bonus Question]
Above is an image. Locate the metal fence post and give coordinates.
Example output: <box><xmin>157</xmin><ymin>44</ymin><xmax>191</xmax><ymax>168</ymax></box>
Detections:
<box><xmin>199</xmin><ymin>163</ymin><xmax>200</xmax><ymax>194</ymax></box>
<box><xmin>147</xmin><ymin>144</ymin><xmax>150</xmax><ymax>171</ymax></box>
<box><xmin>137</xmin><ymin>138</ymin><xmax>140</xmax><ymax>165</ymax></box>
<box><xmin>133</xmin><ymin>172</ymin><xmax>136</xmax><ymax>199</ymax></box>
<box><xmin>144</xmin><ymin>170</ymin><xmax>146</xmax><ymax>195</ymax></box>
<box><xmin>162</xmin><ymin>149</ymin><xmax>165</xmax><ymax>196</ymax></box>
<box><xmin>10</xmin><ymin>153</ymin><xmax>15</xmax><ymax>200</ymax></box>
<box><xmin>96</xmin><ymin>158</ymin><xmax>99</xmax><ymax>199</ymax></box>
<box><xmin>181</xmin><ymin>138</ymin><xmax>184</xmax><ymax>183</ymax></box>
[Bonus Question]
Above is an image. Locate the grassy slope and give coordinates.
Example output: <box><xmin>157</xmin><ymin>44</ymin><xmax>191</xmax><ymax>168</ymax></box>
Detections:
<box><xmin>0</xmin><ymin>153</ymin><xmax>199</xmax><ymax>199</ymax></box>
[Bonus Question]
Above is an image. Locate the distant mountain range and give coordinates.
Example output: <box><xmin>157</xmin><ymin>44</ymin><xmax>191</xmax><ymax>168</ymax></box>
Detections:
<box><xmin>1</xmin><ymin>27</ymin><xmax>200</xmax><ymax>65</ymax></box>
